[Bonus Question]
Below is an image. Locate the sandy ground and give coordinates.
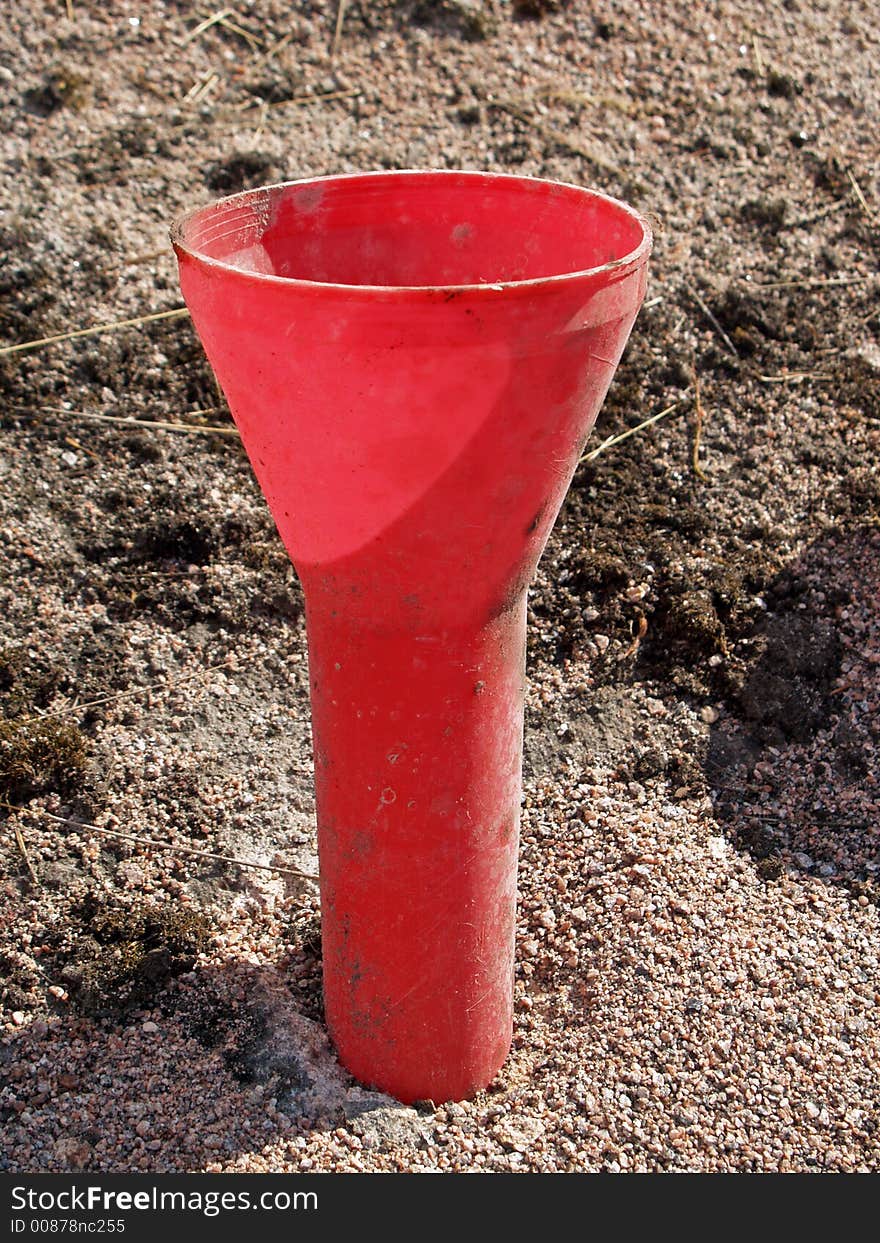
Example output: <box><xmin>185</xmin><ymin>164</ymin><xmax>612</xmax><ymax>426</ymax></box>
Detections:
<box><xmin>1</xmin><ymin>1</ymin><xmax>879</xmax><ymax>1172</ymax></box>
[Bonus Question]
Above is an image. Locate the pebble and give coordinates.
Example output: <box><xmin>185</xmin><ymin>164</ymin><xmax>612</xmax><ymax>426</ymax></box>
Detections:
<box><xmin>53</xmin><ymin>1136</ymin><xmax>92</xmax><ymax>1169</ymax></box>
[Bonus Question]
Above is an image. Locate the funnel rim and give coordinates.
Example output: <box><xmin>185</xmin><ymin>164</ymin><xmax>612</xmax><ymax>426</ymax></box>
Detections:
<box><xmin>170</xmin><ymin>169</ymin><xmax>652</xmax><ymax>296</ymax></box>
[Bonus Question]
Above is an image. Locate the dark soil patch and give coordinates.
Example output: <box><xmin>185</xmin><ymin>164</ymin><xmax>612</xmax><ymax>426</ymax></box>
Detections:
<box><xmin>530</xmin><ymin>438</ymin><xmax>781</xmax><ymax>698</ymax></box>
<box><xmin>22</xmin><ymin>66</ymin><xmax>91</xmax><ymax>117</ymax></box>
<box><xmin>279</xmin><ymin>910</ymin><xmax>324</xmax><ymax>1025</ymax></box>
<box><xmin>512</xmin><ymin>0</ymin><xmax>565</xmax><ymax>18</ymax></box>
<box><xmin>0</xmin><ymin>231</ymin><xmax>58</xmax><ymax>346</ymax></box>
<box><xmin>734</xmin><ymin>612</ymin><xmax>842</xmax><ymax>744</ymax></box>
<box><xmin>707</xmin><ymin>525</ymin><xmax>878</xmax><ymax>899</ymax></box>
<box><xmin>0</xmin><ymin>950</ymin><xmax>43</xmax><ymax>1015</ymax></box>
<box><xmin>52</xmin><ymin>893</ymin><xmax>212</xmax><ymax>1018</ymax></box>
<box><xmin>204</xmin><ymin>151</ymin><xmax>278</xmax><ymax>196</ymax></box>
<box><xmin>410</xmin><ymin>1</ymin><xmax>498</xmax><ymax>42</ymax></box>
<box><xmin>171</xmin><ymin>908</ymin><xmax>324</xmax><ymax>1073</ymax></box>
<box><xmin>173</xmin><ymin>978</ymin><xmax>272</xmax><ymax>1078</ymax></box>
<box><xmin>71</xmin><ymin>481</ymin><xmax>302</xmax><ymax>635</ymax></box>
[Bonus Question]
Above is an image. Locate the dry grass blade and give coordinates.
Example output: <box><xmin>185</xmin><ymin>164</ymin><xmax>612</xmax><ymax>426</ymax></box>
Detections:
<box><xmin>847</xmin><ymin>168</ymin><xmax>876</xmax><ymax>222</ymax></box>
<box><xmin>65</xmin><ymin>0</ymin><xmax>74</xmax><ymax>18</ymax></box>
<box><xmin>217</xmin><ymin>14</ymin><xmax>262</xmax><ymax>50</ymax></box>
<box><xmin>258</xmin><ymin>87</ymin><xmax>360</xmax><ymax>112</ymax></box>
<box><xmin>623</xmin><ymin>614</ymin><xmax>648</xmax><ymax>659</ymax></box>
<box><xmin>331</xmin><ymin>0</ymin><xmax>349</xmax><ymax>57</ymax></box>
<box><xmin>0</xmin><ymin>307</ymin><xmax>189</xmax><ymax>358</ymax></box>
<box><xmin>11</xmin><ymin>821</ymin><xmax>38</xmax><ymax>884</ymax></box>
<box><xmin>18</xmin><ymin>660</ymin><xmax>233</xmax><ymax>727</ymax></box>
<box><xmin>182</xmin><ymin>8</ymin><xmax>232</xmax><ymax>44</ymax></box>
<box><xmin>757</xmin><ymin>371</ymin><xmax>833</xmax><ymax>384</ymax></box>
<box><xmin>184</xmin><ymin>70</ymin><xmax>221</xmax><ymax>103</ymax></box>
<box><xmin>749</xmin><ymin>275</ymin><xmax>866</xmax><ymax>290</ymax></box>
<box><xmin>580</xmin><ymin>396</ymin><xmax>688</xmax><ymax>463</ymax></box>
<box><xmin>689</xmin><ymin>289</ymin><xmax>738</xmax><ymax>357</ymax></box>
<box><xmin>96</xmin><ymin>248</ymin><xmax>171</xmax><ymax>276</ymax></box>
<box><xmin>536</xmin><ymin>86</ymin><xmax>638</xmax><ymax>116</ymax></box>
<box><xmin>0</xmin><ymin>801</ymin><xmax>317</xmax><ymax>882</ymax></box>
<box><xmin>691</xmin><ymin>353</ymin><xmax>708</xmax><ymax>481</ymax></box>
<box><xmin>62</xmin><ymin>433</ymin><xmax>99</xmax><ymax>463</ymax></box>
<box><xmin>13</xmin><ymin>405</ymin><xmax>238</xmax><ymax>437</ymax></box>
<box><xmin>258</xmin><ymin>30</ymin><xmax>295</xmax><ymax>64</ymax></box>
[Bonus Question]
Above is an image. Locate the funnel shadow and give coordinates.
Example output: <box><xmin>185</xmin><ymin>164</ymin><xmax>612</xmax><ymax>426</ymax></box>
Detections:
<box><xmin>158</xmin><ymin>955</ymin><xmax>439</xmax><ymax>1160</ymax></box>
<box><xmin>0</xmin><ymin>953</ymin><xmax>439</xmax><ymax>1174</ymax></box>
<box><xmin>705</xmin><ymin>523</ymin><xmax>879</xmax><ymax>903</ymax></box>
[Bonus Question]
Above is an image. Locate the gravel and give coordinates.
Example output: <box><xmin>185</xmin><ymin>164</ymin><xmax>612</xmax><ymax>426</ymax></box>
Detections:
<box><xmin>1</xmin><ymin>1</ymin><xmax>878</xmax><ymax>1173</ymax></box>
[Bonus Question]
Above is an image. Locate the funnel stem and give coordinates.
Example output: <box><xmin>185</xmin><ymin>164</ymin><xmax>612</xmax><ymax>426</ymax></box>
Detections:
<box><xmin>306</xmin><ymin>595</ymin><xmax>527</xmax><ymax>1104</ymax></box>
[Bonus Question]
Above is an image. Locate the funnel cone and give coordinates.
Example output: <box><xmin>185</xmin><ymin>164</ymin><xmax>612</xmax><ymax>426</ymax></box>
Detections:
<box><xmin>173</xmin><ymin>170</ymin><xmax>651</xmax><ymax>1104</ymax></box>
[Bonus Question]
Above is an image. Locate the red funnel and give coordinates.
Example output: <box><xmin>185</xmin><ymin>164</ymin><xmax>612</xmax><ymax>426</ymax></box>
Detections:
<box><xmin>172</xmin><ymin>171</ymin><xmax>651</xmax><ymax>1104</ymax></box>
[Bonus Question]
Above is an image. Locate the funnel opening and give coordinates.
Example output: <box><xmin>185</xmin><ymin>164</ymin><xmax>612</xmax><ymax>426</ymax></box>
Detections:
<box><xmin>171</xmin><ymin>170</ymin><xmax>651</xmax><ymax>294</ymax></box>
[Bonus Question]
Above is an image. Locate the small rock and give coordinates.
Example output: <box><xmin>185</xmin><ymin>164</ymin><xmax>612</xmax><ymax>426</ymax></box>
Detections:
<box><xmin>846</xmin><ymin>342</ymin><xmax>880</xmax><ymax>373</ymax></box>
<box><xmin>11</xmin><ymin>1011</ymin><xmax>26</xmax><ymax>1026</ymax></box>
<box><xmin>141</xmin><ymin>1021</ymin><xmax>159</xmax><ymax>1033</ymax></box>
<box><xmin>793</xmin><ymin>852</ymin><xmax>813</xmax><ymax>870</ymax></box>
<box><xmin>445</xmin><ymin>1</ymin><xmax>498</xmax><ymax>41</ymax></box>
<box><xmin>53</xmin><ymin>1135</ymin><xmax>92</xmax><ymax>1170</ymax></box>
<box><xmin>345</xmin><ymin>1090</ymin><xmax>433</xmax><ymax>1151</ymax></box>
<box><xmin>766</xmin><ymin>69</ymin><xmax>801</xmax><ymax>99</ymax></box>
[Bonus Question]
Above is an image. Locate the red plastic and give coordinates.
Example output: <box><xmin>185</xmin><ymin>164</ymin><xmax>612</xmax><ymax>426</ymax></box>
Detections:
<box><xmin>172</xmin><ymin>171</ymin><xmax>651</xmax><ymax>1103</ymax></box>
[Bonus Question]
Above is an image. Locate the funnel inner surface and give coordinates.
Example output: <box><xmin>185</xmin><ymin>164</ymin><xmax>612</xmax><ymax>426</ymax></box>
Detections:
<box><xmin>172</xmin><ymin>171</ymin><xmax>650</xmax><ymax>291</ymax></box>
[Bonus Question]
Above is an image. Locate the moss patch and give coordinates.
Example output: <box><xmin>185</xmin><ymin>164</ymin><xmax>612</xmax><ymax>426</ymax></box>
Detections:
<box><xmin>0</xmin><ymin>719</ymin><xmax>87</xmax><ymax>801</ymax></box>
<box><xmin>58</xmin><ymin>895</ymin><xmax>212</xmax><ymax>1017</ymax></box>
